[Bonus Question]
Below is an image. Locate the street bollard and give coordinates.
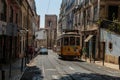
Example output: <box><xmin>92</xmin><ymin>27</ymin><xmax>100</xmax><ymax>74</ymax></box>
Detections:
<box><xmin>118</xmin><ymin>56</ymin><xmax>120</xmax><ymax>70</ymax></box>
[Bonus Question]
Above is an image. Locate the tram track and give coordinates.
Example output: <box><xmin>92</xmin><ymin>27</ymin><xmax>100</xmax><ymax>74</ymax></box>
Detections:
<box><xmin>53</xmin><ymin>51</ymin><xmax>120</xmax><ymax>77</ymax></box>
<box><xmin>48</xmin><ymin>52</ymin><xmax>76</xmax><ymax>80</ymax></box>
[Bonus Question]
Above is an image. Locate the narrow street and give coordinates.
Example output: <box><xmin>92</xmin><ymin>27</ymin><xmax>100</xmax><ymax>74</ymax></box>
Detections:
<box><xmin>20</xmin><ymin>50</ymin><xmax>120</xmax><ymax>80</ymax></box>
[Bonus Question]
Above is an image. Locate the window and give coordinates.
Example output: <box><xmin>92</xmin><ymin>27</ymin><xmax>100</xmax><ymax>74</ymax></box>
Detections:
<box><xmin>70</xmin><ymin>37</ymin><xmax>75</xmax><ymax>45</ymax></box>
<box><xmin>87</xmin><ymin>8</ymin><xmax>91</xmax><ymax>25</ymax></box>
<box><xmin>57</xmin><ymin>39</ymin><xmax>60</xmax><ymax>46</ymax></box>
<box><xmin>61</xmin><ymin>38</ymin><xmax>64</xmax><ymax>45</ymax></box>
<box><xmin>64</xmin><ymin>37</ymin><xmax>69</xmax><ymax>45</ymax></box>
<box><xmin>108</xmin><ymin>5</ymin><xmax>118</xmax><ymax>21</ymax></box>
<box><xmin>48</xmin><ymin>21</ymin><xmax>52</xmax><ymax>27</ymax></box>
<box><xmin>57</xmin><ymin>41</ymin><xmax>60</xmax><ymax>46</ymax></box>
<box><xmin>93</xmin><ymin>5</ymin><xmax>98</xmax><ymax>21</ymax></box>
<box><xmin>109</xmin><ymin>42</ymin><xmax>113</xmax><ymax>51</ymax></box>
<box><xmin>0</xmin><ymin>0</ymin><xmax>7</xmax><ymax>21</ymax></box>
<box><xmin>76</xmin><ymin>37</ymin><xmax>80</xmax><ymax>45</ymax></box>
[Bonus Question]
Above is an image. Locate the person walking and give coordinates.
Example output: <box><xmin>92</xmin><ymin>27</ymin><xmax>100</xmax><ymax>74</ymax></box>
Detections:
<box><xmin>82</xmin><ymin>47</ymin><xmax>87</xmax><ymax>61</ymax></box>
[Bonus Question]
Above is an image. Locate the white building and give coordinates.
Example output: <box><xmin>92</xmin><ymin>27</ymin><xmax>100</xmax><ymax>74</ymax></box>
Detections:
<box><xmin>35</xmin><ymin>29</ymin><xmax>47</xmax><ymax>48</ymax></box>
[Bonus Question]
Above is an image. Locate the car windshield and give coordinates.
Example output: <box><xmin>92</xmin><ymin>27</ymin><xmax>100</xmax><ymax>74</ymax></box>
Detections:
<box><xmin>40</xmin><ymin>48</ymin><xmax>47</xmax><ymax>52</ymax></box>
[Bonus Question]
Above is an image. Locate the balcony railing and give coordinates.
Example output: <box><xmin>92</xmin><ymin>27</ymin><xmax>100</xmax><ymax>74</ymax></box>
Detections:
<box><xmin>100</xmin><ymin>20</ymin><xmax>120</xmax><ymax>34</ymax></box>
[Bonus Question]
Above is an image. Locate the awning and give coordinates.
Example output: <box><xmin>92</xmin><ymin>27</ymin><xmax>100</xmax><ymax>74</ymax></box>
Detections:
<box><xmin>84</xmin><ymin>35</ymin><xmax>93</xmax><ymax>42</ymax></box>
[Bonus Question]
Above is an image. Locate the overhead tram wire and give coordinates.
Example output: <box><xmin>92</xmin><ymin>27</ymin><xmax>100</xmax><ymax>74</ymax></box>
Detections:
<box><xmin>47</xmin><ymin>0</ymin><xmax>51</xmax><ymax>13</ymax></box>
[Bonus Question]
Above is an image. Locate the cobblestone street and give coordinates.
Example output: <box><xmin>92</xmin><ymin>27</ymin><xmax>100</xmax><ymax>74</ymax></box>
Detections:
<box><xmin>19</xmin><ymin>50</ymin><xmax>120</xmax><ymax>80</ymax></box>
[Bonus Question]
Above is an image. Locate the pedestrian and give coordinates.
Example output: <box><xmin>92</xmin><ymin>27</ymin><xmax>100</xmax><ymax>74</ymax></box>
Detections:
<box><xmin>82</xmin><ymin>47</ymin><xmax>87</xmax><ymax>61</ymax></box>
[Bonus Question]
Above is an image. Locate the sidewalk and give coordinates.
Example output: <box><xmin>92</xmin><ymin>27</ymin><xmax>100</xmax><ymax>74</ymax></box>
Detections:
<box><xmin>95</xmin><ymin>61</ymin><xmax>119</xmax><ymax>70</ymax></box>
<box><xmin>82</xmin><ymin>58</ymin><xmax>120</xmax><ymax>70</ymax></box>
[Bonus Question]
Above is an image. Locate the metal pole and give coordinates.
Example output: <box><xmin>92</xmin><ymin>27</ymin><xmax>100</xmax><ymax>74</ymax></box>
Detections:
<box><xmin>103</xmin><ymin>50</ymin><xmax>105</xmax><ymax>66</ymax></box>
<box><xmin>83</xmin><ymin>10</ymin><xmax>87</xmax><ymax>61</ymax></box>
<box><xmin>118</xmin><ymin>56</ymin><xmax>120</xmax><ymax>70</ymax></box>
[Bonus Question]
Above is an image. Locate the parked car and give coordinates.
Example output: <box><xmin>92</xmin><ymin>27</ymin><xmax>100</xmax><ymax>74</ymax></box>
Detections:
<box><xmin>39</xmin><ymin>47</ymin><xmax>48</xmax><ymax>55</ymax></box>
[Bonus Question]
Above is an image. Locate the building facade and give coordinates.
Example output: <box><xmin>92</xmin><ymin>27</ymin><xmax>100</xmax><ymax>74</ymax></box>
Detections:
<box><xmin>45</xmin><ymin>15</ymin><xmax>57</xmax><ymax>49</ymax></box>
<box><xmin>59</xmin><ymin>0</ymin><xmax>120</xmax><ymax>64</ymax></box>
<box><xmin>58</xmin><ymin>0</ymin><xmax>75</xmax><ymax>34</ymax></box>
<box><xmin>0</xmin><ymin>0</ymin><xmax>40</xmax><ymax>79</ymax></box>
<box><xmin>35</xmin><ymin>28</ymin><xmax>47</xmax><ymax>48</ymax></box>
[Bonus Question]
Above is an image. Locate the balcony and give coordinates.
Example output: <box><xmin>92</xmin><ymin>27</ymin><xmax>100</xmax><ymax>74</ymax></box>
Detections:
<box><xmin>100</xmin><ymin>20</ymin><xmax>120</xmax><ymax>34</ymax></box>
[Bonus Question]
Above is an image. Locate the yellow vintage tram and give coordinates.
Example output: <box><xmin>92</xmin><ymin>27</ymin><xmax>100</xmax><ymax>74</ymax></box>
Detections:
<box><xmin>57</xmin><ymin>30</ymin><xmax>81</xmax><ymax>59</ymax></box>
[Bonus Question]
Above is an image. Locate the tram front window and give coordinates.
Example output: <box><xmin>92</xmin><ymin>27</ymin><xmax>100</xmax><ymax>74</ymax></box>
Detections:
<box><xmin>76</xmin><ymin>37</ymin><xmax>80</xmax><ymax>45</ymax></box>
<box><xmin>70</xmin><ymin>37</ymin><xmax>75</xmax><ymax>45</ymax></box>
<box><xmin>64</xmin><ymin>37</ymin><xmax>69</xmax><ymax>45</ymax></box>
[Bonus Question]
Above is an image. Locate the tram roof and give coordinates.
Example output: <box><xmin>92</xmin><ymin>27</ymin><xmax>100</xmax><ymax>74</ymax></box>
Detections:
<box><xmin>57</xmin><ymin>32</ymin><xmax>80</xmax><ymax>40</ymax></box>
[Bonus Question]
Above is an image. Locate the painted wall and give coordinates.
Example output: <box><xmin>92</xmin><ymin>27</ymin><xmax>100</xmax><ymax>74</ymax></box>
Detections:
<box><xmin>101</xmin><ymin>29</ymin><xmax>120</xmax><ymax>56</ymax></box>
<box><xmin>35</xmin><ymin>30</ymin><xmax>47</xmax><ymax>40</ymax></box>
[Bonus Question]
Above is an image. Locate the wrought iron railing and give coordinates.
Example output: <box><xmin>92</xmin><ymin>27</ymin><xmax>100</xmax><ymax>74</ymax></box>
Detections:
<box><xmin>100</xmin><ymin>19</ymin><xmax>120</xmax><ymax>34</ymax></box>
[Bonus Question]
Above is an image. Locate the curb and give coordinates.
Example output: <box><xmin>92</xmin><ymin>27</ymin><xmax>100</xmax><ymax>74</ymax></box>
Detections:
<box><xmin>82</xmin><ymin>58</ymin><xmax>119</xmax><ymax>70</ymax></box>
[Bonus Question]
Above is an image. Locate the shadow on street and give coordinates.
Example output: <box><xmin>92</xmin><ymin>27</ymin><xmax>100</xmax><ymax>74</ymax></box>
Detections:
<box><xmin>20</xmin><ymin>66</ymin><xmax>43</xmax><ymax>80</ymax></box>
<box><xmin>59</xmin><ymin>72</ymin><xmax>120</xmax><ymax>80</ymax></box>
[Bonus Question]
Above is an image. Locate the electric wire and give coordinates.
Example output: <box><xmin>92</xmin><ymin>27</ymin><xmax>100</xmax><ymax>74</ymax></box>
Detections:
<box><xmin>47</xmin><ymin>0</ymin><xmax>51</xmax><ymax>13</ymax></box>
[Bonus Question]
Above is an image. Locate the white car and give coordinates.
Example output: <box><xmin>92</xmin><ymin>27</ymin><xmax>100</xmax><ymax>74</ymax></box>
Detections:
<box><xmin>39</xmin><ymin>48</ymin><xmax>48</xmax><ymax>55</ymax></box>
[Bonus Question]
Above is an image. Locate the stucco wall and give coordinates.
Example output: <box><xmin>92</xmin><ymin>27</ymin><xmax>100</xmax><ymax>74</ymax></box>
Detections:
<box><xmin>101</xmin><ymin>28</ymin><xmax>120</xmax><ymax>57</ymax></box>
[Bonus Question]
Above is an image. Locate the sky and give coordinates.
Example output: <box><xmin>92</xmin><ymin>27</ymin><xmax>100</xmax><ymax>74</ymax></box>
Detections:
<box><xmin>35</xmin><ymin>0</ymin><xmax>62</xmax><ymax>28</ymax></box>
